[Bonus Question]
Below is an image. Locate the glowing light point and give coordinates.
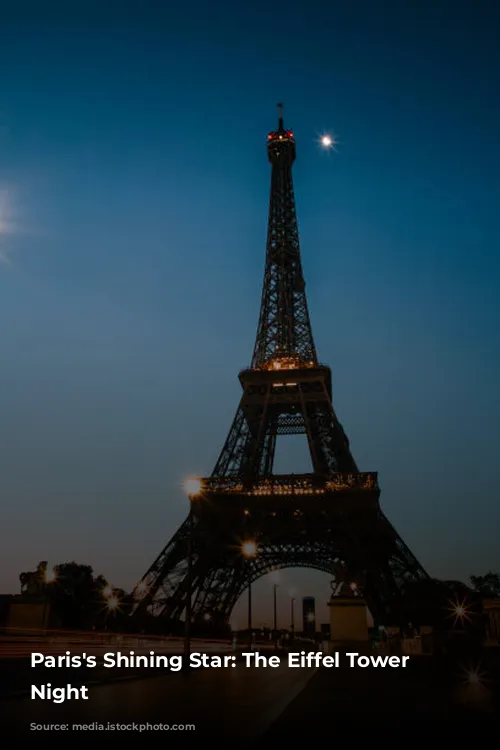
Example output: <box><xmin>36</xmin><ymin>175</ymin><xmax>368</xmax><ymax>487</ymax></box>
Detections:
<box><xmin>320</xmin><ymin>134</ymin><xmax>334</xmax><ymax>149</ymax></box>
<box><xmin>107</xmin><ymin>596</ymin><xmax>119</xmax><ymax>611</ymax></box>
<box><xmin>44</xmin><ymin>567</ymin><xmax>57</xmax><ymax>584</ymax></box>
<box><xmin>446</xmin><ymin>597</ymin><xmax>472</xmax><ymax>625</ymax></box>
<box><xmin>241</xmin><ymin>540</ymin><xmax>258</xmax><ymax>558</ymax></box>
<box><xmin>183</xmin><ymin>477</ymin><xmax>202</xmax><ymax>496</ymax></box>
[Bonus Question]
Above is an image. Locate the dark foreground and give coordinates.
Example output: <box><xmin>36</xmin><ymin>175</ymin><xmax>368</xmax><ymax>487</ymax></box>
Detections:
<box><xmin>1</xmin><ymin>649</ymin><xmax>499</xmax><ymax>746</ymax></box>
<box><xmin>0</xmin><ymin>655</ymin><xmax>316</xmax><ymax>746</ymax></box>
<box><xmin>258</xmin><ymin>649</ymin><xmax>500</xmax><ymax>744</ymax></box>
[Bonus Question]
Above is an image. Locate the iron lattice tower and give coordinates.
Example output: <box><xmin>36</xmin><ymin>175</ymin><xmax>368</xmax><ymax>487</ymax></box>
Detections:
<box><xmin>132</xmin><ymin>105</ymin><xmax>428</xmax><ymax>627</ymax></box>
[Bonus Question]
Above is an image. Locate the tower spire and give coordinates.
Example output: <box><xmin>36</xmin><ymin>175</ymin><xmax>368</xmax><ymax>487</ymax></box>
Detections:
<box><xmin>252</xmin><ymin>107</ymin><xmax>317</xmax><ymax>368</ymax></box>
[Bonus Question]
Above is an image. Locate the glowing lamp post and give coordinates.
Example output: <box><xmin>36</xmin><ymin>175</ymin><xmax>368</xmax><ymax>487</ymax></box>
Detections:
<box><xmin>273</xmin><ymin>584</ymin><xmax>279</xmax><ymax>648</ymax></box>
<box><xmin>242</xmin><ymin>541</ymin><xmax>257</xmax><ymax>558</ymax></box>
<box><xmin>241</xmin><ymin>540</ymin><xmax>258</xmax><ymax>647</ymax></box>
<box><xmin>107</xmin><ymin>596</ymin><xmax>119</xmax><ymax>613</ymax></box>
<box><xmin>183</xmin><ymin>477</ymin><xmax>202</xmax><ymax>667</ymax></box>
<box><xmin>44</xmin><ymin>567</ymin><xmax>57</xmax><ymax>584</ymax></box>
<box><xmin>290</xmin><ymin>597</ymin><xmax>296</xmax><ymax>640</ymax></box>
<box><xmin>446</xmin><ymin>597</ymin><xmax>472</xmax><ymax>627</ymax></box>
<box><xmin>183</xmin><ymin>478</ymin><xmax>202</xmax><ymax>497</ymax></box>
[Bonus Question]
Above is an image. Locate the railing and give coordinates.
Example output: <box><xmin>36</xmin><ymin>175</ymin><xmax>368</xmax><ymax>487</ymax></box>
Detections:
<box><xmin>202</xmin><ymin>472</ymin><xmax>378</xmax><ymax>495</ymax></box>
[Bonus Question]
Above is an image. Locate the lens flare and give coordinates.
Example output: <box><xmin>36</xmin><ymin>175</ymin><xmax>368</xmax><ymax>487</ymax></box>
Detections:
<box><xmin>319</xmin><ymin>133</ymin><xmax>338</xmax><ymax>150</ymax></box>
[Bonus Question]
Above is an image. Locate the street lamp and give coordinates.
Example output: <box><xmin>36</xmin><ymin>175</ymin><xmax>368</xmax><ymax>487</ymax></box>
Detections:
<box><xmin>273</xmin><ymin>583</ymin><xmax>279</xmax><ymax>648</ymax></box>
<box><xmin>241</xmin><ymin>541</ymin><xmax>257</xmax><ymax>558</ymax></box>
<box><xmin>241</xmin><ymin>540</ymin><xmax>258</xmax><ymax>647</ymax></box>
<box><xmin>306</xmin><ymin>610</ymin><xmax>315</xmax><ymax>639</ymax></box>
<box><xmin>44</xmin><ymin>567</ymin><xmax>57</xmax><ymax>584</ymax></box>
<box><xmin>183</xmin><ymin>477</ymin><xmax>202</xmax><ymax>668</ymax></box>
<box><xmin>107</xmin><ymin>595</ymin><xmax>119</xmax><ymax>612</ymax></box>
<box><xmin>290</xmin><ymin>597</ymin><xmax>296</xmax><ymax>639</ymax></box>
<box><xmin>230</xmin><ymin>620</ymin><xmax>238</xmax><ymax>650</ymax></box>
<box><xmin>183</xmin><ymin>478</ymin><xmax>202</xmax><ymax>496</ymax></box>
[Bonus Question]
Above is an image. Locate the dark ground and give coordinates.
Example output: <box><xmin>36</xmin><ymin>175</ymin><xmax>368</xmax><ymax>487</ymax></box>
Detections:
<box><xmin>257</xmin><ymin>649</ymin><xmax>500</xmax><ymax>744</ymax></box>
<box><xmin>1</xmin><ymin>648</ymin><xmax>499</xmax><ymax>746</ymax></box>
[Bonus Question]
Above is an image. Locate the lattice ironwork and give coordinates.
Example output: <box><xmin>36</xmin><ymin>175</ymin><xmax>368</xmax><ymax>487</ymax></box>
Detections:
<box><xmin>133</xmin><ymin>486</ymin><xmax>427</xmax><ymax>625</ymax></box>
<box><xmin>132</xmin><ymin>105</ymin><xmax>429</xmax><ymax>627</ymax></box>
<box><xmin>251</xmin><ymin>105</ymin><xmax>317</xmax><ymax>369</ymax></box>
<box><xmin>211</xmin><ymin>365</ymin><xmax>358</xmax><ymax>480</ymax></box>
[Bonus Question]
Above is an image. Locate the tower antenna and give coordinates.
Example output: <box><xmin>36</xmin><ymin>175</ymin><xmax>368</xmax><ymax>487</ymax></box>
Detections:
<box><xmin>277</xmin><ymin>102</ymin><xmax>284</xmax><ymax>129</ymax></box>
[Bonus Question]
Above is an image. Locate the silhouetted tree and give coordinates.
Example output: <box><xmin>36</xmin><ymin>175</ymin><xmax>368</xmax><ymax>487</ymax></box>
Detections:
<box><xmin>470</xmin><ymin>571</ymin><xmax>500</xmax><ymax>597</ymax></box>
<box><xmin>400</xmin><ymin>577</ymin><xmax>481</xmax><ymax>631</ymax></box>
<box><xmin>20</xmin><ymin>560</ymin><xmax>131</xmax><ymax>630</ymax></box>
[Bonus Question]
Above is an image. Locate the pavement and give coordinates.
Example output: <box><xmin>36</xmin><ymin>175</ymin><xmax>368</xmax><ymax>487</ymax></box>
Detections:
<box><xmin>1</xmin><ymin>653</ymin><xmax>318</xmax><ymax>746</ymax></box>
<box><xmin>0</xmin><ymin>636</ymin><xmax>274</xmax><ymax>697</ymax></box>
<box><xmin>3</xmin><ymin>640</ymin><xmax>498</xmax><ymax>745</ymax></box>
<box><xmin>256</xmin><ymin>649</ymin><xmax>500</xmax><ymax>743</ymax></box>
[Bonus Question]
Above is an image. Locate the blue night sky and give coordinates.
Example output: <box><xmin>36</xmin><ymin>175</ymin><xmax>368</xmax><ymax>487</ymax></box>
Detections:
<box><xmin>1</xmin><ymin>1</ymin><xmax>499</xmax><ymax>625</ymax></box>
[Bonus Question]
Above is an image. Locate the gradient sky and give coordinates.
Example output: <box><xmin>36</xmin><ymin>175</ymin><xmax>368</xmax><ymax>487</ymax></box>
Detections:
<box><xmin>1</xmin><ymin>1</ymin><xmax>499</xmax><ymax>626</ymax></box>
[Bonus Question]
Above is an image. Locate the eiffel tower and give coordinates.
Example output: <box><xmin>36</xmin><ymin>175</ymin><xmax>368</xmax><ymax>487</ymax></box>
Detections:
<box><xmin>132</xmin><ymin>105</ymin><xmax>428</xmax><ymax>627</ymax></box>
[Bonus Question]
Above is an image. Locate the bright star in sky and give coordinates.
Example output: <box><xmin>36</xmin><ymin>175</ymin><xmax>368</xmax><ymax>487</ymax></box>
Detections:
<box><xmin>319</xmin><ymin>133</ymin><xmax>337</xmax><ymax>150</ymax></box>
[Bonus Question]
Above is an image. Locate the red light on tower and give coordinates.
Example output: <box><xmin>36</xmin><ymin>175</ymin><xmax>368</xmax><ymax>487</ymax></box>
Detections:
<box><xmin>267</xmin><ymin>134</ymin><xmax>273</xmax><ymax>140</ymax></box>
<box><xmin>287</xmin><ymin>131</ymin><xmax>293</xmax><ymax>137</ymax></box>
